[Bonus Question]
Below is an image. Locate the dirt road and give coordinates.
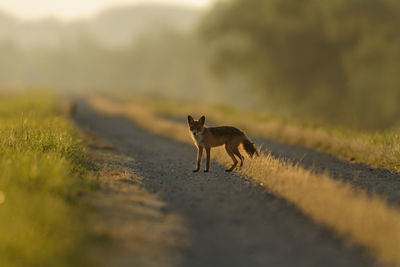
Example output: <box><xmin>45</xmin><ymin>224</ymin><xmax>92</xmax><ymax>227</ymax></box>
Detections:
<box><xmin>75</xmin><ymin>102</ymin><xmax>379</xmax><ymax>267</ymax></box>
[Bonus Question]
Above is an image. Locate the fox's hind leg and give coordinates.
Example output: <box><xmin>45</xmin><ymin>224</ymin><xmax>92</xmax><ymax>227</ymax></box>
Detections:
<box><xmin>233</xmin><ymin>147</ymin><xmax>244</xmax><ymax>167</ymax></box>
<box><xmin>225</xmin><ymin>145</ymin><xmax>238</xmax><ymax>172</ymax></box>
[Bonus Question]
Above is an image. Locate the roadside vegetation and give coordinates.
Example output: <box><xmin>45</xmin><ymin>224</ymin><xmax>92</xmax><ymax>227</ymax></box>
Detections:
<box><xmin>0</xmin><ymin>92</ymin><xmax>95</xmax><ymax>267</ymax></box>
<box><xmin>91</xmin><ymin>96</ymin><xmax>400</xmax><ymax>266</ymax></box>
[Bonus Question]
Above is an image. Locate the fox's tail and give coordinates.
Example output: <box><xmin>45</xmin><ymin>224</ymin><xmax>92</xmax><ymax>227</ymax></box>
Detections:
<box><xmin>241</xmin><ymin>136</ymin><xmax>259</xmax><ymax>158</ymax></box>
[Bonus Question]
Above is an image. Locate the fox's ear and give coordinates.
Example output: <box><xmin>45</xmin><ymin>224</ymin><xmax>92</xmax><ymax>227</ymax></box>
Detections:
<box><xmin>199</xmin><ymin>115</ymin><xmax>205</xmax><ymax>125</ymax></box>
<box><xmin>188</xmin><ymin>115</ymin><xmax>194</xmax><ymax>125</ymax></box>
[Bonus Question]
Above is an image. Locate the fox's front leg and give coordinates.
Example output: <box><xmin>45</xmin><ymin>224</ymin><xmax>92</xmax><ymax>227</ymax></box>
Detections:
<box><xmin>193</xmin><ymin>146</ymin><xmax>203</xmax><ymax>172</ymax></box>
<box><xmin>204</xmin><ymin>147</ymin><xmax>211</xmax><ymax>172</ymax></box>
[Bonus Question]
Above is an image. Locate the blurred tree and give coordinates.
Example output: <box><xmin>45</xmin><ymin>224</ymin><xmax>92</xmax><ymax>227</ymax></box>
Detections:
<box><xmin>201</xmin><ymin>0</ymin><xmax>400</xmax><ymax>129</ymax></box>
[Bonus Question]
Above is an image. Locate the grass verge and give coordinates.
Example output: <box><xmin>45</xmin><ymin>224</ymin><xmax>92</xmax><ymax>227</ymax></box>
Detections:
<box><xmin>91</xmin><ymin>96</ymin><xmax>400</xmax><ymax>266</ymax></box>
<box><xmin>0</xmin><ymin>92</ymin><xmax>95</xmax><ymax>267</ymax></box>
<box><xmin>106</xmin><ymin>94</ymin><xmax>400</xmax><ymax>172</ymax></box>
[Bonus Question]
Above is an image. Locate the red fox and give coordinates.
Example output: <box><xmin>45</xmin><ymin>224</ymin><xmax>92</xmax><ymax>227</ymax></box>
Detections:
<box><xmin>188</xmin><ymin>115</ymin><xmax>259</xmax><ymax>172</ymax></box>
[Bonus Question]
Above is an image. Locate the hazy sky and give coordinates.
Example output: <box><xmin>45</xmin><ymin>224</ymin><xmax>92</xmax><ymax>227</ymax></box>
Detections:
<box><xmin>0</xmin><ymin>0</ymin><xmax>211</xmax><ymax>20</ymax></box>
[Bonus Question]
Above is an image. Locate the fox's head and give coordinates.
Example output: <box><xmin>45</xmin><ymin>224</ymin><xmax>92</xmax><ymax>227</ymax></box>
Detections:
<box><xmin>188</xmin><ymin>115</ymin><xmax>205</xmax><ymax>136</ymax></box>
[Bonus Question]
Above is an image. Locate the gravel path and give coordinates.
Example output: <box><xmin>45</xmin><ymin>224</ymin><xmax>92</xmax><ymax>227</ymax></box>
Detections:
<box><xmin>75</xmin><ymin>102</ymin><xmax>379</xmax><ymax>267</ymax></box>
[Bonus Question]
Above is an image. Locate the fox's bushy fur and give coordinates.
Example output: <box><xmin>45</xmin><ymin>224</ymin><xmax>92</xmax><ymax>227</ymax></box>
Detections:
<box><xmin>188</xmin><ymin>115</ymin><xmax>259</xmax><ymax>172</ymax></box>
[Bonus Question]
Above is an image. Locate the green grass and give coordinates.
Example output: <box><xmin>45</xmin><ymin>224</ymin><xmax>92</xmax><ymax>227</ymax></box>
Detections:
<box><xmin>0</xmin><ymin>92</ymin><xmax>95</xmax><ymax>267</ymax></box>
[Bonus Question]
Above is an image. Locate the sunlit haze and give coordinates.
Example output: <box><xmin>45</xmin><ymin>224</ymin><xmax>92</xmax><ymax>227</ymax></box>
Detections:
<box><xmin>0</xmin><ymin>0</ymin><xmax>211</xmax><ymax>20</ymax></box>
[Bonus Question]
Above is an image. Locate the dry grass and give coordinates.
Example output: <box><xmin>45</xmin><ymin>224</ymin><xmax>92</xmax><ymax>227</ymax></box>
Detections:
<box><xmin>91</xmin><ymin>96</ymin><xmax>400</xmax><ymax>267</ymax></box>
<box><xmin>108</xmin><ymin>94</ymin><xmax>400</xmax><ymax>172</ymax></box>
